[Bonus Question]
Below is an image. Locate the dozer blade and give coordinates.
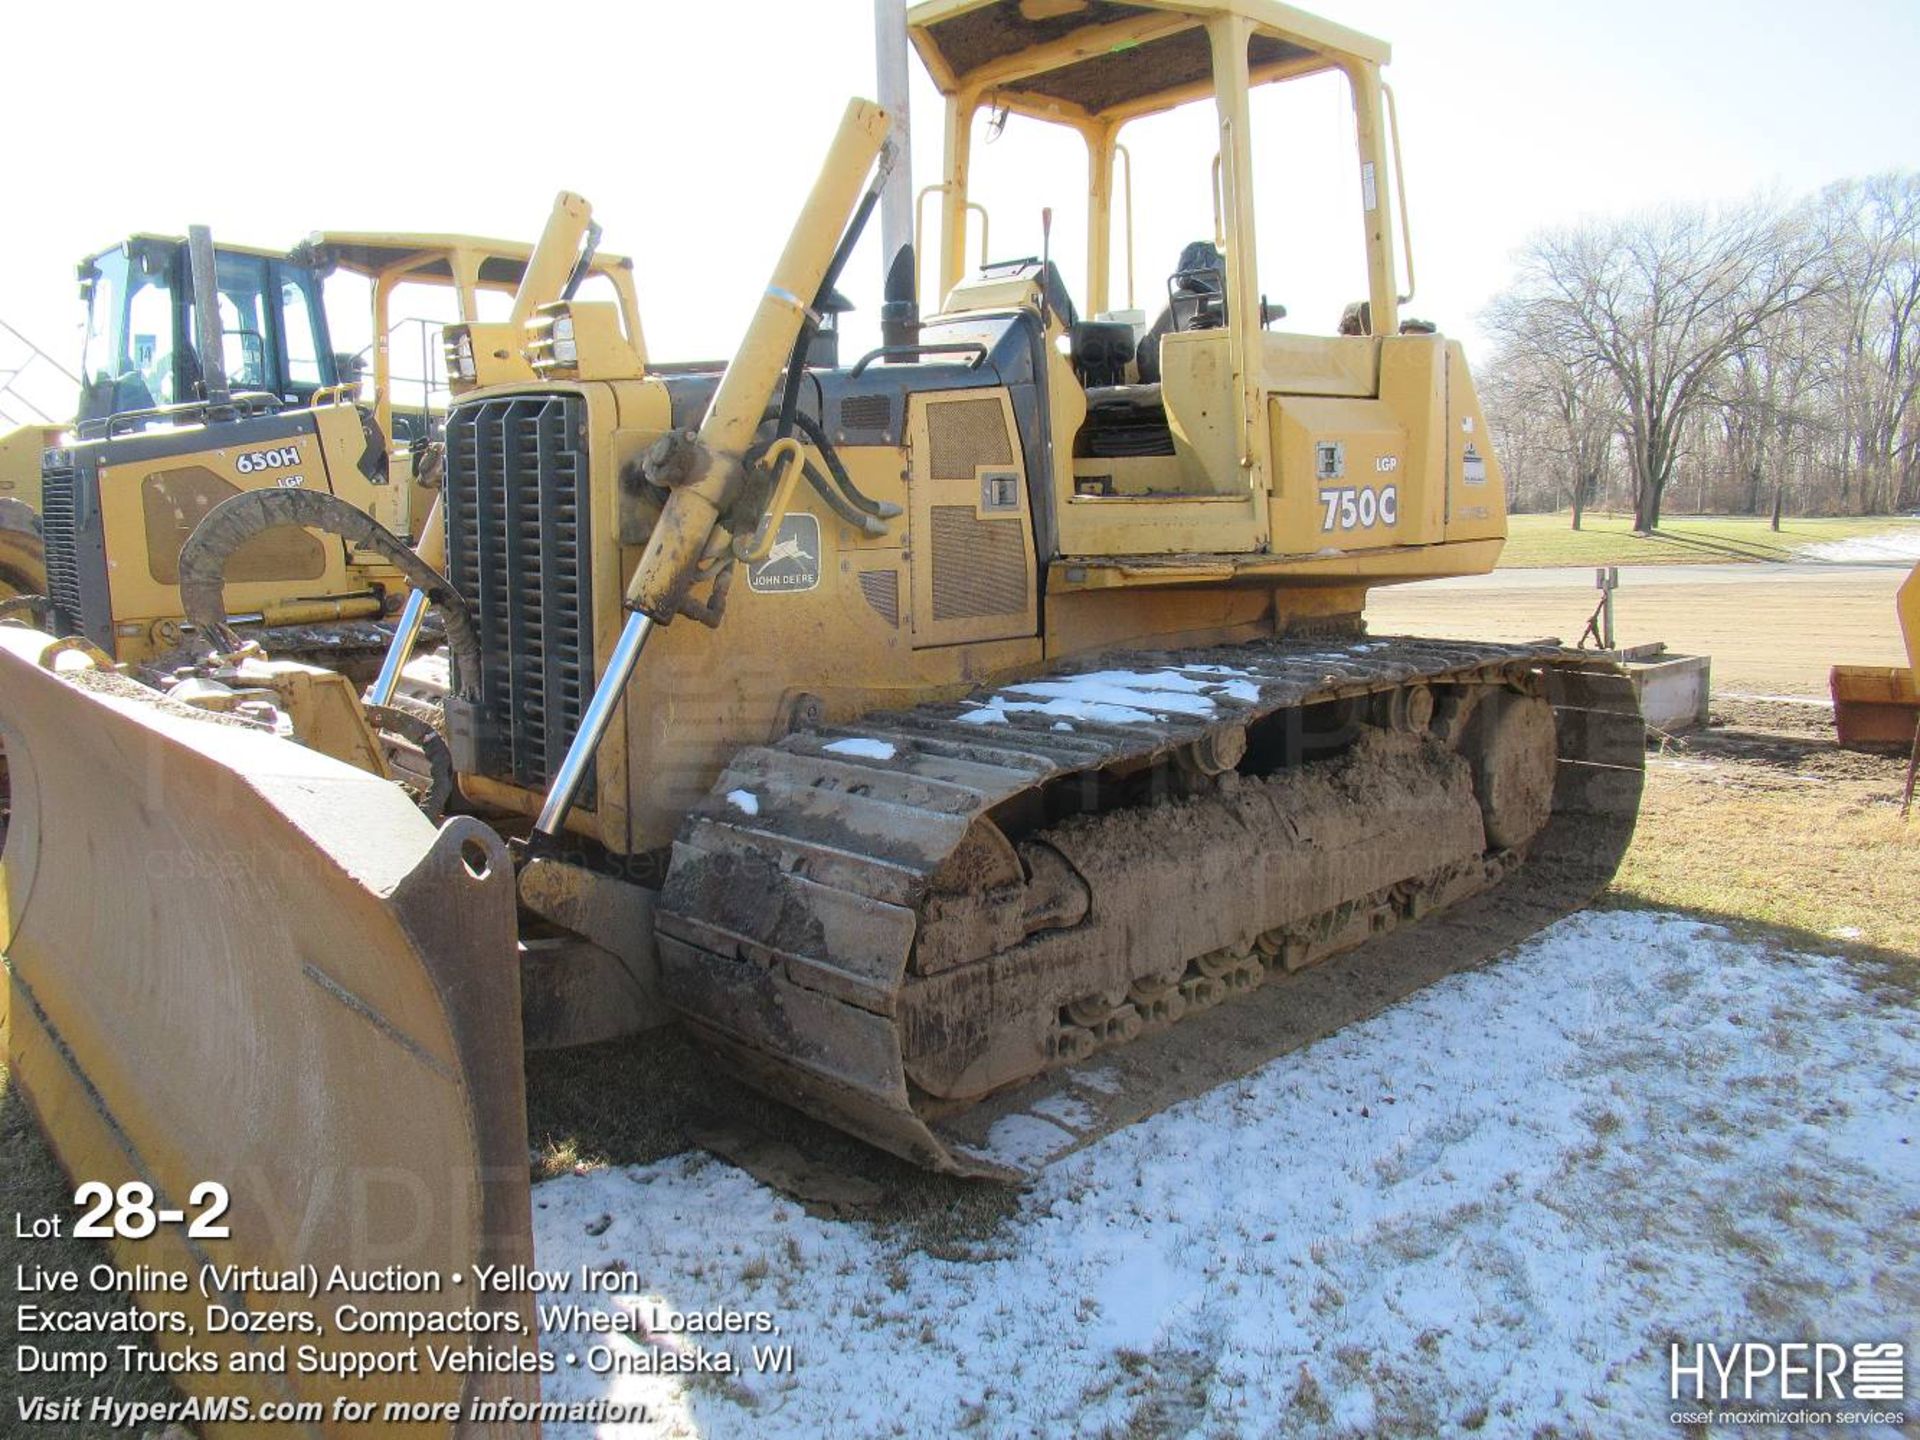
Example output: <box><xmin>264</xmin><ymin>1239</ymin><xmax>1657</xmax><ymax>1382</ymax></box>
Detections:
<box><xmin>0</xmin><ymin>627</ymin><xmax>538</xmax><ymax>1438</ymax></box>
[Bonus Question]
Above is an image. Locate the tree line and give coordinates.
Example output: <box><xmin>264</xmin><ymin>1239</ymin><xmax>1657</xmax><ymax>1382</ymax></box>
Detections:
<box><xmin>1479</xmin><ymin>172</ymin><xmax>1918</xmax><ymax>530</ymax></box>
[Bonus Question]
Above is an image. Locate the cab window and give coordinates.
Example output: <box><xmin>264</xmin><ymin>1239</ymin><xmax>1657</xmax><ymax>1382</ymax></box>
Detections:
<box><xmin>200</xmin><ymin>253</ymin><xmax>272</xmax><ymax>392</ymax></box>
<box><xmin>127</xmin><ymin>268</ymin><xmax>179</xmax><ymax>407</ymax></box>
<box><xmin>279</xmin><ymin>275</ymin><xmax>325</xmax><ymax>391</ymax></box>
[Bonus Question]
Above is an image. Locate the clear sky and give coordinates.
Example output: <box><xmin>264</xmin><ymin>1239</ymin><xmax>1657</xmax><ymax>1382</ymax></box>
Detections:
<box><xmin>2</xmin><ymin>0</ymin><xmax>1915</xmax><ymax>423</ymax></box>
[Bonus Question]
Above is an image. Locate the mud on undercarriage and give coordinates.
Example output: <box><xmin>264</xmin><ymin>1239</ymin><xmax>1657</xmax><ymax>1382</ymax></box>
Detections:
<box><xmin>654</xmin><ymin>636</ymin><xmax>1645</xmax><ymax>1178</ymax></box>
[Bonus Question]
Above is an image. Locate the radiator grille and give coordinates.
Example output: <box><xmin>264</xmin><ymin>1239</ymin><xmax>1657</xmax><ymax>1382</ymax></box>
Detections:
<box><xmin>442</xmin><ymin>394</ymin><xmax>595</xmax><ymax>795</ymax></box>
<box><xmin>930</xmin><ymin>506</ymin><xmax>1027</xmax><ymax>620</ymax></box>
<box><xmin>926</xmin><ymin>398</ymin><xmax>1013</xmax><ymax>480</ymax></box>
<box><xmin>40</xmin><ymin>459</ymin><xmax>85</xmax><ymax>632</ymax></box>
<box><xmin>858</xmin><ymin>568</ymin><xmax>900</xmax><ymax>626</ymax></box>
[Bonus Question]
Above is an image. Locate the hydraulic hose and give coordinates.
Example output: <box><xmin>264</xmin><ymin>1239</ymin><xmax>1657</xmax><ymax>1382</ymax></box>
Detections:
<box><xmin>774</xmin><ymin>184</ymin><xmax>883</xmax><ymax>446</ymax></box>
<box><xmin>791</xmin><ymin>408</ymin><xmax>900</xmax><ymax>520</ymax></box>
<box><xmin>752</xmin><ymin>406</ymin><xmax>897</xmax><ymax>533</ymax></box>
<box><xmin>176</xmin><ymin>487</ymin><xmax>479</xmax><ymax>699</ymax></box>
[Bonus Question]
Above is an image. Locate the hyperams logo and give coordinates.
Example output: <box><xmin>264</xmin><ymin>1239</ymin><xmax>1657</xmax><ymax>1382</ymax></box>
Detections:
<box><xmin>1669</xmin><ymin>1341</ymin><xmax>1907</xmax><ymax>1426</ymax></box>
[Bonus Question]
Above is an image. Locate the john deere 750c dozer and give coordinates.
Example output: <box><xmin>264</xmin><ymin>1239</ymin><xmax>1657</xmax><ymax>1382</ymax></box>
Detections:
<box><xmin>2</xmin><ymin>1</ymin><xmax>1642</xmax><ymax>1428</ymax></box>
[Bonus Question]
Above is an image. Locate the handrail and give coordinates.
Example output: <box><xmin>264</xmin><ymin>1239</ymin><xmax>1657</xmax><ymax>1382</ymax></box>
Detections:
<box><xmin>351</xmin><ymin>314</ymin><xmax>455</xmax><ymax>417</ymax></box>
<box><xmin>913</xmin><ymin>183</ymin><xmax>990</xmax><ymax>304</ymax></box>
<box><xmin>1382</xmin><ymin>82</ymin><xmax>1416</xmax><ymax>307</ymax></box>
<box><xmin>1114</xmin><ymin>142</ymin><xmax>1136</xmax><ymax>309</ymax></box>
<box><xmin>1210</xmin><ymin>152</ymin><xmax>1225</xmax><ymax>254</ymax></box>
<box><xmin>88</xmin><ymin>391</ymin><xmax>283</xmax><ymax>439</ymax></box>
<box><xmin>848</xmin><ymin>341</ymin><xmax>988</xmax><ymax>377</ymax></box>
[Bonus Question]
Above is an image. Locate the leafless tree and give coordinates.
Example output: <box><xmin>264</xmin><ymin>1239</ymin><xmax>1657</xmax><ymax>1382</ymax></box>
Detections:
<box><xmin>1718</xmin><ymin>298</ymin><xmax>1830</xmax><ymax>528</ymax></box>
<box><xmin>1483</xmin><ymin>292</ymin><xmax>1619</xmax><ymax>527</ymax></box>
<box><xmin>1494</xmin><ymin>200</ymin><xmax>1829</xmax><ymax>530</ymax></box>
<box><xmin>1819</xmin><ymin>173</ymin><xmax>1920</xmax><ymax>514</ymax></box>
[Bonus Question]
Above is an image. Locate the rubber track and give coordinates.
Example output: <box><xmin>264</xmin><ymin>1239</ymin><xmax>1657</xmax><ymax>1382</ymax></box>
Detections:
<box><xmin>654</xmin><ymin>635</ymin><xmax>1643</xmax><ymax>1178</ymax></box>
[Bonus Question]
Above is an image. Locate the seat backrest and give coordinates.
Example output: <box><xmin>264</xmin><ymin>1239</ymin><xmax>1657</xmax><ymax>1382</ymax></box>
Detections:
<box><xmin>1070</xmin><ymin>321</ymin><xmax>1135</xmax><ymax>388</ymax></box>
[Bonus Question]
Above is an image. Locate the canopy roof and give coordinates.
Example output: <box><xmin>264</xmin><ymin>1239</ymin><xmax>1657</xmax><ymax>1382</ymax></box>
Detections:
<box><xmin>85</xmin><ymin>234</ymin><xmax>288</xmax><ymax>271</ymax></box>
<box><xmin>907</xmin><ymin>0</ymin><xmax>1389</xmax><ymax>123</ymax></box>
<box><xmin>80</xmin><ymin>232</ymin><xmax>632</xmax><ymax>292</ymax></box>
<box><xmin>297</xmin><ymin>233</ymin><xmax>632</xmax><ymax>290</ymax></box>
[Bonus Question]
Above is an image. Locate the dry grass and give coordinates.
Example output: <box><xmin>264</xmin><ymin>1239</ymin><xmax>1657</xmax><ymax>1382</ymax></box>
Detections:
<box><xmin>1498</xmin><ymin>512</ymin><xmax>1920</xmax><ymax>569</ymax></box>
<box><xmin>1607</xmin><ymin>699</ymin><xmax>1919</xmax><ymax>977</ymax></box>
<box><xmin>1369</xmin><ymin>564</ymin><xmax>1912</xmax><ymax>696</ymax></box>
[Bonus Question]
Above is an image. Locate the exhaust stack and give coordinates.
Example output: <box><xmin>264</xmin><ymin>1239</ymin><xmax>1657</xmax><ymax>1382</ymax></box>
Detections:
<box><xmin>875</xmin><ymin>0</ymin><xmax>920</xmax><ymax>347</ymax></box>
<box><xmin>186</xmin><ymin>225</ymin><xmax>229</xmax><ymax>406</ymax></box>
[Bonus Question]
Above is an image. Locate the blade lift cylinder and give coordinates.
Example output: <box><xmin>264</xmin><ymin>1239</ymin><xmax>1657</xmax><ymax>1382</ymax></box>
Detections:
<box><xmin>532</xmin><ymin>97</ymin><xmax>893</xmax><ymax>839</ymax></box>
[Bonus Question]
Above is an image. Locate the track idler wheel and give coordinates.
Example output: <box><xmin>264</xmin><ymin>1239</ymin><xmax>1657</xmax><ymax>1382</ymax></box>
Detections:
<box><xmin>1459</xmin><ymin>689</ymin><xmax>1558</xmax><ymax>849</ymax></box>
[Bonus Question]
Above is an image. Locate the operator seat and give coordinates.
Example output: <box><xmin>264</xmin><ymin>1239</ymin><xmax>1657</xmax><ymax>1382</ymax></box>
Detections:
<box><xmin>1135</xmin><ymin>240</ymin><xmax>1226</xmax><ymax>384</ymax></box>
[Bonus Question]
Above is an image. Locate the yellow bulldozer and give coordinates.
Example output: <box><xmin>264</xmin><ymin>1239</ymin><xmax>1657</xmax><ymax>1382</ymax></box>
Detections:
<box><xmin>1</xmin><ymin>0</ymin><xmax>1644</xmax><ymax>1428</ymax></box>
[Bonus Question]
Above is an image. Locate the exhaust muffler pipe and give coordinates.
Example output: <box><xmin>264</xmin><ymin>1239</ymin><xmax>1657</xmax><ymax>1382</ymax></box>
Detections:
<box><xmin>186</xmin><ymin>224</ymin><xmax>229</xmax><ymax>407</ymax></box>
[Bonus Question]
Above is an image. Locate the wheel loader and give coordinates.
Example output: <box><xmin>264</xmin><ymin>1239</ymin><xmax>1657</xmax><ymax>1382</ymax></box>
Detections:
<box><xmin>2</xmin><ymin>230</ymin><xmax>360</xmax><ymax>612</ymax></box>
<box><xmin>1</xmin><ymin>2</ymin><xmax>1644</xmax><ymax>1430</ymax></box>
<box><xmin>4</xmin><ymin>209</ymin><xmax>639</xmax><ymax>677</ymax></box>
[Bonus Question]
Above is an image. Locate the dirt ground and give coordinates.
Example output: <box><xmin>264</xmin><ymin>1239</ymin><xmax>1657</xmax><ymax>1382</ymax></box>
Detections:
<box><xmin>1368</xmin><ymin>566</ymin><xmax>1910</xmax><ymax>695</ymax></box>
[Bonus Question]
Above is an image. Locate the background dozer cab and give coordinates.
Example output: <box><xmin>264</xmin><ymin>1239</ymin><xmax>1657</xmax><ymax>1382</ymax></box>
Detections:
<box><xmin>2</xmin><ymin>3</ymin><xmax>1644</xmax><ymax>1430</ymax></box>
<box><xmin>13</xmin><ymin>211</ymin><xmax>638</xmax><ymax>674</ymax></box>
<box><xmin>0</xmin><ymin>231</ymin><xmax>350</xmax><ymax>545</ymax></box>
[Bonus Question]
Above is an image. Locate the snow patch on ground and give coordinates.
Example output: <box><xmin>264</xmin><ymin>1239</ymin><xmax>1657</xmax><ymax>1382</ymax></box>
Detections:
<box><xmin>1027</xmin><ymin>1091</ymin><xmax>1096</xmax><ymax>1132</ymax></box>
<box><xmin>1798</xmin><ymin>528</ymin><xmax>1920</xmax><ymax>563</ymax></box>
<box><xmin>1070</xmin><ymin>1065</ymin><xmax>1125</xmax><ymax>1095</ymax></box>
<box><xmin>724</xmin><ymin>789</ymin><xmax>758</xmax><ymax>816</ymax></box>
<box><xmin>531</xmin><ymin>910</ymin><xmax>1919</xmax><ymax>1439</ymax></box>
<box><xmin>975</xmin><ymin>1112</ymin><xmax>1081</xmax><ymax>1168</ymax></box>
<box><xmin>821</xmin><ymin>738</ymin><xmax>896</xmax><ymax>761</ymax></box>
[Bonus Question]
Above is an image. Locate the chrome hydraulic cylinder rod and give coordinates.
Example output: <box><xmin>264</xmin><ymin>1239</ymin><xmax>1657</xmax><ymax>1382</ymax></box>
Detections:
<box><xmin>533</xmin><ymin>612</ymin><xmax>653</xmax><ymax>838</ymax></box>
<box><xmin>365</xmin><ymin>589</ymin><xmax>429</xmax><ymax>707</ymax></box>
<box><xmin>533</xmin><ymin>99</ymin><xmax>888</xmax><ymax>841</ymax></box>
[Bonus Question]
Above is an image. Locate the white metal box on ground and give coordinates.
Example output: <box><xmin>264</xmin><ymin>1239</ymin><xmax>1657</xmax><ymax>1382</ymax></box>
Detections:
<box><xmin>1612</xmin><ymin>644</ymin><xmax>1711</xmax><ymax>733</ymax></box>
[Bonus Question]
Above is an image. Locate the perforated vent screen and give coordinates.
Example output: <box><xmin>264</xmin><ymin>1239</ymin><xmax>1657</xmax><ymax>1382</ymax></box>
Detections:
<box><xmin>858</xmin><ymin>569</ymin><xmax>900</xmax><ymax>626</ymax></box>
<box><xmin>930</xmin><ymin>506</ymin><xmax>1027</xmax><ymax>620</ymax></box>
<box><xmin>39</xmin><ymin>459</ymin><xmax>84</xmax><ymax>631</ymax></box>
<box><xmin>839</xmin><ymin>394</ymin><xmax>892</xmax><ymax>431</ymax></box>
<box><xmin>926</xmin><ymin>398</ymin><xmax>1014</xmax><ymax>480</ymax></box>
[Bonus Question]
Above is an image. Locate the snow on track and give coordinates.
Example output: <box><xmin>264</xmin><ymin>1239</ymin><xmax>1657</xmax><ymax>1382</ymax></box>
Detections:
<box><xmin>955</xmin><ymin>664</ymin><xmax>1260</xmax><ymax>727</ymax></box>
<box><xmin>821</xmin><ymin>738</ymin><xmax>897</xmax><ymax>761</ymax></box>
<box><xmin>531</xmin><ymin>911</ymin><xmax>1919</xmax><ymax>1438</ymax></box>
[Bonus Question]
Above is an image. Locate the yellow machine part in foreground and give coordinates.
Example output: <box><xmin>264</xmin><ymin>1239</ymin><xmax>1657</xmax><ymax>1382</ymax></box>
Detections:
<box><xmin>1829</xmin><ymin>560</ymin><xmax>1920</xmax><ymax>749</ymax></box>
<box><xmin>0</xmin><ymin>627</ymin><xmax>536</xmax><ymax>1435</ymax></box>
